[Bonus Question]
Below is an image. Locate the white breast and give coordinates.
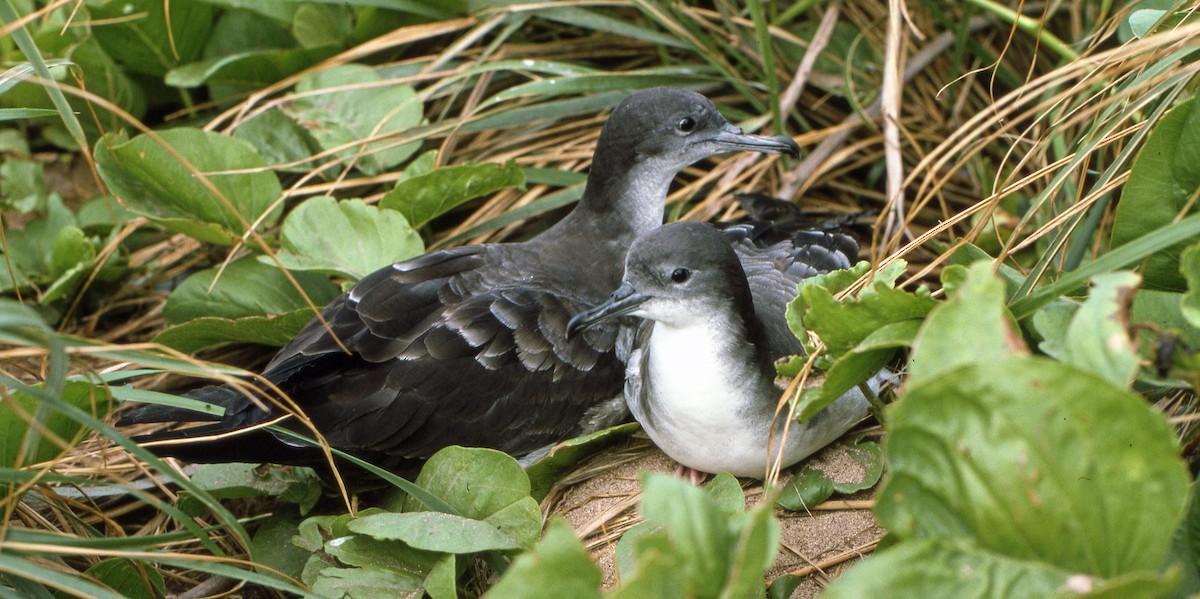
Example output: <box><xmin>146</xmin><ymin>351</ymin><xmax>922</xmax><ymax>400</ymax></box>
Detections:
<box><xmin>632</xmin><ymin>319</ymin><xmax>874</xmax><ymax>478</ymax></box>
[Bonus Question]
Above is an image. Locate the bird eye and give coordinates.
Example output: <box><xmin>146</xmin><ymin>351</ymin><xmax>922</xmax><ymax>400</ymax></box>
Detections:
<box><xmin>670</xmin><ymin>268</ymin><xmax>691</xmax><ymax>283</ymax></box>
<box><xmin>676</xmin><ymin>117</ymin><xmax>697</xmax><ymax>133</ymax></box>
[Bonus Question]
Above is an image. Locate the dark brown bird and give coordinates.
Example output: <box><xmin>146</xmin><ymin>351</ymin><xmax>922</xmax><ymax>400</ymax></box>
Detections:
<box><xmin>119</xmin><ymin>88</ymin><xmax>800</xmax><ymax>473</ymax></box>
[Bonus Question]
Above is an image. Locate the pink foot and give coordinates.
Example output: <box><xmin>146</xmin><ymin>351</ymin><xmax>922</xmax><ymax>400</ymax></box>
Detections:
<box><xmin>673</xmin><ymin>463</ymin><xmax>710</xmax><ymax>485</ymax></box>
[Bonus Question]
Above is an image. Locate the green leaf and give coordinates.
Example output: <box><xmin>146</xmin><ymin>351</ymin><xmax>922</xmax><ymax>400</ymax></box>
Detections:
<box><xmin>310</xmin><ymin>566</ymin><xmax>424</xmax><ymax>599</ymax></box>
<box><xmin>1062</xmin><ymin>271</ymin><xmax>1141</xmax><ymax>385</ymax></box>
<box><xmin>166</xmin><ymin>46</ymin><xmax>340</xmax><ymax>90</ymax></box>
<box><xmin>0</xmin><ymin>158</ymin><xmax>47</xmax><ymax>212</ymax></box>
<box><xmin>1164</xmin><ymin>488</ymin><xmax>1200</xmax><ymax>599</ymax></box>
<box><xmin>787</xmin><ymin>260</ymin><xmax>936</xmax><ymax>359</ymax></box>
<box><xmin>776</xmin><ymin>467</ymin><xmax>835</xmax><ymax>510</ymax></box>
<box><xmin>292</xmin><ymin>4</ymin><xmax>353</xmax><ymax>48</ymax></box>
<box><xmin>162</xmin><ymin>258</ymin><xmax>339</xmax><ymax>324</ymax></box>
<box><xmin>832</xmin><ymin>440</ymin><xmax>884</xmax><ymax>494</ymax></box>
<box><xmin>0</xmin><ymin>195</ymin><xmax>76</xmax><ymax>293</ymax></box>
<box><xmin>1182</xmin><ymin>244</ymin><xmax>1200</xmax><ymax>329</ymax></box>
<box><xmin>799</xmin><ymin>320</ymin><xmax>915</xmax><ymax>420</ymax></box>
<box><xmin>483</xmin><ymin>496</ymin><xmax>543</xmax><ymax>551</ymax></box>
<box><xmin>403</xmin><ymin>446</ymin><xmax>532</xmax><ymax>521</ymax></box>
<box><xmin>0</xmin><ymin>381</ymin><xmax>112</xmax><ymax>468</ymax></box>
<box><xmin>777</xmin><ymin>440</ymin><xmax>882</xmax><ymax>510</ymax></box>
<box><xmin>232</xmin><ymin>108</ymin><xmax>324</xmax><ymax>172</ymax></box>
<box><xmin>380</xmin><ymin>160</ymin><xmax>526</xmax><ymax>229</ymax></box>
<box><xmin>907</xmin><ymin>261</ymin><xmax>1024</xmax><ymax>384</ymax></box>
<box><xmin>94</xmin><ymin>129</ymin><xmax>283</xmax><ymax>246</ymax></box>
<box><xmin>526</xmin><ymin>422</ymin><xmax>639</xmax><ymax>501</ymax></box>
<box><xmin>190</xmin><ymin>463</ymin><xmax>322</xmax><ymax>505</ymax></box>
<box><xmin>423</xmin><ymin>554</ymin><xmax>457</xmax><ymax>599</ymax></box>
<box><xmin>611</xmin><ymin>525</ymin><xmax>685</xmax><ymax>599</ymax></box>
<box><xmin>89</xmin><ymin>0</ymin><xmax>214</xmax><ymax>76</ymax></box>
<box><xmin>718</xmin><ymin>503</ymin><xmax>780</xmax><ymax>599</ymax></box>
<box><xmin>251</xmin><ymin>516</ymin><xmax>311</xmax><ymax>581</ymax></box>
<box><xmin>83</xmin><ymin>558</ymin><xmax>164</xmax><ymax>599</ymax></box>
<box><xmin>703</xmin><ymin>472</ymin><xmax>746</xmax><ymax>518</ymax></box>
<box><xmin>270</xmin><ymin>196</ymin><xmax>424</xmax><ymax>280</ymax></box>
<box><xmin>153</xmin><ymin>308</ymin><xmax>321</xmax><ymax>353</ymax></box>
<box><xmin>348</xmin><ymin>512</ymin><xmax>521</xmax><ymax>553</ymax></box>
<box><xmin>640</xmin><ymin>473</ymin><xmax>730</xmax><ymax>593</ymax></box>
<box><xmin>878</xmin><ymin>356</ymin><xmax>1190</xmax><ymax>577</ymax></box>
<box><xmin>486</xmin><ymin>518</ymin><xmax>603</xmax><ymax>599</ymax></box>
<box><xmin>48</xmin><ymin>226</ymin><xmax>94</xmax><ymax>278</ymax></box>
<box><xmin>283</xmin><ymin>64</ymin><xmax>423</xmax><ymax>175</ymax></box>
<box><xmin>822</xmin><ymin>538</ymin><xmax>1096</xmax><ymax>598</ymax></box>
<box><xmin>1111</xmin><ymin>96</ymin><xmax>1200</xmax><ymax>290</ymax></box>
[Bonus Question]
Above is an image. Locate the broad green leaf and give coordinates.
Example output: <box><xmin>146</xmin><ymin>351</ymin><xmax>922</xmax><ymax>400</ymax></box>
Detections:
<box><xmin>348</xmin><ymin>512</ymin><xmax>521</xmax><ymax>553</ymax></box>
<box><xmin>703</xmin><ymin>472</ymin><xmax>746</xmax><ymax>518</ymax></box>
<box><xmin>718</xmin><ymin>503</ymin><xmax>780</xmax><ymax>599</ymax></box>
<box><xmin>403</xmin><ymin>446</ymin><xmax>532</xmax><ymax>521</ymax></box>
<box><xmin>90</xmin><ymin>0</ymin><xmax>214</xmax><ymax>76</ymax></box>
<box><xmin>640</xmin><ymin>473</ymin><xmax>730</xmax><ymax>593</ymax></box>
<box><xmin>83</xmin><ymin>558</ymin><xmax>164</xmax><ymax>599</ymax></box>
<box><xmin>1063</xmin><ymin>271</ymin><xmax>1141</xmax><ymax>385</ymax></box>
<box><xmin>283</xmin><ymin>64</ymin><xmax>423</xmax><ymax>175</ymax></box>
<box><xmin>485</xmin><ymin>518</ymin><xmax>603</xmax><ymax>599</ymax></box>
<box><xmin>821</xmin><ymin>538</ymin><xmax>1094</xmax><ymax>598</ymax></box>
<box><xmin>798</xmin><ymin>319</ymin><xmax>916</xmax><ymax>420</ymax></box>
<box><xmin>777</xmin><ymin>440</ymin><xmax>882</xmax><ymax>510</ymax></box>
<box><xmin>526</xmin><ymin>422</ymin><xmax>639</xmax><ymax>501</ymax></box>
<box><xmin>1111</xmin><ymin>96</ymin><xmax>1200</xmax><ymax>290</ymax></box>
<box><xmin>232</xmin><ymin>108</ymin><xmax>324</xmax><ymax>172</ymax></box>
<box><xmin>1183</xmin><ymin>244</ymin><xmax>1200</xmax><ymax>329</ymax></box>
<box><xmin>1164</xmin><ymin>489</ymin><xmax>1200</xmax><ymax>599</ymax></box>
<box><xmin>0</xmin><ymin>158</ymin><xmax>47</xmax><ymax>212</ymax></box>
<box><xmin>292</xmin><ymin>4</ymin><xmax>353</xmax><ymax>48</ymax></box>
<box><xmin>94</xmin><ymin>129</ymin><xmax>283</xmax><ymax>246</ymax></box>
<box><xmin>907</xmin><ymin>261</ymin><xmax>1024</xmax><ymax>384</ymax></box>
<box><xmin>776</xmin><ymin>466</ymin><xmax>835</xmax><ymax>510</ymax></box>
<box><xmin>166</xmin><ymin>46</ymin><xmax>339</xmax><ymax>90</ymax></box>
<box><xmin>48</xmin><ymin>226</ymin><xmax>94</xmax><ymax>278</ymax></box>
<box><xmin>483</xmin><ymin>496</ymin><xmax>543</xmax><ymax>550</ymax></box>
<box><xmin>251</xmin><ymin>516</ymin><xmax>310</xmax><ymax>580</ymax></box>
<box><xmin>190</xmin><ymin>463</ymin><xmax>322</xmax><ymax>508</ymax></box>
<box><xmin>153</xmin><ymin>309</ymin><xmax>319</xmax><ymax>353</ymax></box>
<box><xmin>162</xmin><ymin>258</ymin><xmax>338</xmax><ymax>324</ymax></box>
<box><xmin>0</xmin><ymin>196</ymin><xmax>76</xmax><ymax>293</ymax></box>
<box><xmin>878</xmin><ymin>356</ymin><xmax>1190</xmax><ymax>577</ymax></box>
<box><xmin>423</xmin><ymin>555</ymin><xmax>457</xmax><ymax>599</ymax></box>
<box><xmin>0</xmin><ymin>381</ymin><xmax>112</xmax><ymax>468</ymax></box>
<box><xmin>787</xmin><ymin>260</ymin><xmax>936</xmax><ymax>358</ymax></box>
<box><xmin>270</xmin><ymin>196</ymin><xmax>424</xmax><ymax>280</ymax></box>
<box><xmin>321</xmin><ymin>531</ymin><xmax>441</xmax><ymax>575</ymax></box>
<box><xmin>380</xmin><ymin>160</ymin><xmax>526</xmax><ymax>229</ymax></box>
<box><xmin>1030</xmin><ymin>299</ymin><xmax>1079</xmax><ymax>360</ymax></box>
<box><xmin>311</xmin><ymin>566</ymin><xmax>424</xmax><ymax>599</ymax></box>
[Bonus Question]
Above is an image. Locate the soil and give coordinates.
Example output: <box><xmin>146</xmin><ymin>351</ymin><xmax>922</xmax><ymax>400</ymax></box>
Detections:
<box><xmin>545</xmin><ymin>432</ymin><xmax>885</xmax><ymax>597</ymax></box>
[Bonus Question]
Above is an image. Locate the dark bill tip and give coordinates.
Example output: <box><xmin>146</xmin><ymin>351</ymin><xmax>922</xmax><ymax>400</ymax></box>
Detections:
<box><xmin>567</xmin><ymin>283</ymin><xmax>648</xmax><ymax>338</ymax></box>
<box><xmin>714</xmin><ymin>126</ymin><xmax>800</xmax><ymax>158</ymax></box>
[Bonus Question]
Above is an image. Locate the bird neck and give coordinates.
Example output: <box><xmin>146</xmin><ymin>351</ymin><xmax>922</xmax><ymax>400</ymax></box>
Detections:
<box><xmin>539</xmin><ymin>149</ymin><xmax>672</xmax><ymax>247</ymax></box>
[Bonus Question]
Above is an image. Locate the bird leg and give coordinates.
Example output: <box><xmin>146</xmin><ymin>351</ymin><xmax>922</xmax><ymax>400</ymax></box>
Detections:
<box><xmin>673</xmin><ymin>463</ymin><xmax>710</xmax><ymax>485</ymax></box>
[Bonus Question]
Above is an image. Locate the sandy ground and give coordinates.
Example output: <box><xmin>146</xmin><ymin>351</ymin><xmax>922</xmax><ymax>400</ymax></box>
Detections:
<box><xmin>545</xmin><ymin>433</ymin><xmax>885</xmax><ymax>597</ymax></box>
